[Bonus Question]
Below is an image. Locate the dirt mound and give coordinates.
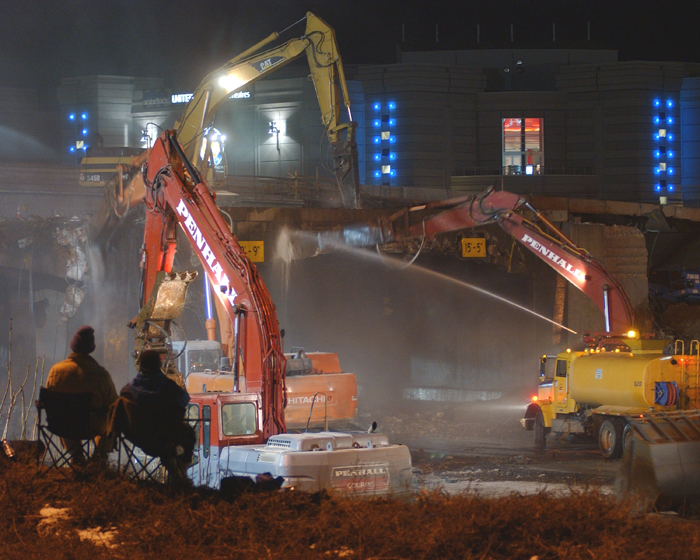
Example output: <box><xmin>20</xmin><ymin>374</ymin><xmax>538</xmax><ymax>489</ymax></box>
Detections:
<box><xmin>3</xmin><ymin>440</ymin><xmax>700</xmax><ymax>559</ymax></box>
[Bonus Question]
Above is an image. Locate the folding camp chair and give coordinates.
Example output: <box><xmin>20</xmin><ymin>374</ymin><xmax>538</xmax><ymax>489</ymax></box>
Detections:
<box><xmin>110</xmin><ymin>396</ymin><xmax>194</xmax><ymax>483</ymax></box>
<box><xmin>35</xmin><ymin>387</ymin><xmax>96</xmax><ymax>477</ymax></box>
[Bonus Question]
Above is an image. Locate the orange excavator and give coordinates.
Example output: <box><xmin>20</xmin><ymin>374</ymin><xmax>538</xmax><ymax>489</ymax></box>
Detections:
<box><xmin>126</xmin><ymin>129</ymin><xmax>412</xmax><ymax>496</ymax></box>
<box><xmin>91</xmin><ymin>12</ymin><xmax>361</xmax><ymax>428</ymax></box>
<box><xmin>132</xmin><ymin>129</ymin><xmax>359</xmax><ymax>436</ymax></box>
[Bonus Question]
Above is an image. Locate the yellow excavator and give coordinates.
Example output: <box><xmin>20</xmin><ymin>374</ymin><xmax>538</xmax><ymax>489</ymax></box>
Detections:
<box><xmin>91</xmin><ymin>11</ymin><xmax>360</xmax><ymax>239</ymax></box>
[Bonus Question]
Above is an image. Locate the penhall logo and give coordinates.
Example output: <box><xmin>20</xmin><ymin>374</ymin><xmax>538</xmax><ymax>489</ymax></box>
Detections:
<box><xmin>176</xmin><ymin>198</ymin><xmax>238</xmax><ymax>304</ymax></box>
<box><xmin>520</xmin><ymin>234</ymin><xmax>586</xmax><ymax>281</ymax></box>
<box><xmin>331</xmin><ymin>463</ymin><xmax>390</xmax><ymax>493</ymax></box>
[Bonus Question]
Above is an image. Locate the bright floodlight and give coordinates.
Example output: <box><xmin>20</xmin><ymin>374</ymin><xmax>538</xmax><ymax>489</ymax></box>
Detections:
<box><xmin>219</xmin><ymin>74</ymin><xmax>243</xmax><ymax>92</ymax></box>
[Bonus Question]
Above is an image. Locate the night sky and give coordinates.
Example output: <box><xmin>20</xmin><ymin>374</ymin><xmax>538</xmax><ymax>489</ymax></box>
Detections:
<box><xmin>3</xmin><ymin>0</ymin><xmax>700</xmax><ymax>99</ymax></box>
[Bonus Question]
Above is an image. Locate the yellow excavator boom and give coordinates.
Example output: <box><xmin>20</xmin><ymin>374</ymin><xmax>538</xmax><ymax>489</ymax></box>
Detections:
<box><xmin>174</xmin><ymin>12</ymin><xmax>359</xmax><ymax>207</ymax></box>
<box><xmin>90</xmin><ymin>11</ymin><xmax>360</xmax><ymax>240</ymax></box>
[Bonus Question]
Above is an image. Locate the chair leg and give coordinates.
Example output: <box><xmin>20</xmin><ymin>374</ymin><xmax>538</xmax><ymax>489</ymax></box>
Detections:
<box><xmin>36</xmin><ymin>428</ymin><xmax>75</xmax><ymax>478</ymax></box>
<box><xmin>36</xmin><ymin>426</ymin><xmax>98</xmax><ymax>478</ymax></box>
<box><xmin>115</xmin><ymin>436</ymin><xmax>166</xmax><ymax>483</ymax></box>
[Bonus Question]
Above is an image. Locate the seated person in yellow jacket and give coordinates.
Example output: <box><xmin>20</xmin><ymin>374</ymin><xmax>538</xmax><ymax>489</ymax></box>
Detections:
<box><xmin>46</xmin><ymin>325</ymin><xmax>118</xmax><ymax>462</ymax></box>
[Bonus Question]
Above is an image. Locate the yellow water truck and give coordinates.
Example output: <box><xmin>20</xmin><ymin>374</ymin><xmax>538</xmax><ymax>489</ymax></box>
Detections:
<box><xmin>521</xmin><ymin>336</ymin><xmax>700</xmax><ymax>459</ymax></box>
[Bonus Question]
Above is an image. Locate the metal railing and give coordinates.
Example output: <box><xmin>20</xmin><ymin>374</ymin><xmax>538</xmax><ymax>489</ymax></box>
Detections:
<box><xmin>213</xmin><ymin>174</ymin><xmax>341</xmax><ymax>206</ymax></box>
<box><xmin>453</xmin><ymin>165</ymin><xmax>595</xmax><ymax>177</ymax></box>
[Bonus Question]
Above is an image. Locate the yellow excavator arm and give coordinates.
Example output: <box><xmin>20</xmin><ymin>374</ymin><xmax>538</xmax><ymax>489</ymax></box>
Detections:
<box><xmin>91</xmin><ymin>11</ymin><xmax>360</xmax><ymax>241</ymax></box>
<box><xmin>175</xmin><ymin>12</ymin><xmax>359</xmax><ymax>208</ymax></box>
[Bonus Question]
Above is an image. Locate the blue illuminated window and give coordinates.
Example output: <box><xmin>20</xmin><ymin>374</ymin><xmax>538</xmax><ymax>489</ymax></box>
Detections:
<box><xmin>82</xmin><ymin>146</ymin><xmax>87</xmax><ymax>151</ymax></box>
<box><xmin>373</xmin><ymin>154</ymin><xmax>381</xmax><ymax>161</ymax></box>
<box><xmin>653</xmin><ymin>96</ymin><xmax>675</xmax><ymax>196</ymax></box>
<box><xmin>388</xmin><ymin>118</ymin><xmax>396</xmax><ymax>126</ymax></box>
<box><xmin>374</xmin><ymin>170</ymin><xmax>381</xmax><ymax>178</ymax></box>
<box><xmin>373</xmin><ymin>137</ymin><xmax>380</xmax><ymax>144</ymax></box>
<box><xmin>373</xmin><ymin>102</ymin><xmax>381</xmax><ymax>111</ymax></box>
<box><xmin>81</xmin><ymin>113</ymin><xmax>88</xmax><ymax>120</ymax></box>
<box><xmin>373</xmin><ymin>119</ymin><xmax>381</xmax><ymax>127</ymax></box>
<box><xmin>388</xmin><ymin>102</ymin><xmax>396</xmax><ymax>110</ymax></box>
<box><xmin>82</xmin><ymin>129</ymin><xmax>88</xmax><ymax>135</ymax></box>
<box><xmin>389</xmin><ymin>136</ymin><xmax>396</xmax><ymax>144</ymax></box>
<box><xmin>389</xmin><ymin>153</ymin><xmax>396</xmax><ymax>161</ymax></box>
<box><xmin>68</xmin><ymin>113</ymin><xmax>75</xmax><ymax>121</ymax></box>
<box><xmin>390</xmin><ymin>169</ymin><xmax>396</xmax><ymax>177</ymax></box>
<box><xmin>69</xmin><ymin>146</ymin><xmax>75</xmax><ymax>152</ymax></box>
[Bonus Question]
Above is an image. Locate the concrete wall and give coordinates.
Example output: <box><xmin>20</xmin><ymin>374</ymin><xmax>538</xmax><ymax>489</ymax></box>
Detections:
<box><xmin>347</xmin><ymin>63</ymin><xmax>484</xmax><ymax>190</ymax></box>
<box><xmin>562</xmin><ymin>222</ymin><xmax>649</xmax><ymax>339</ymax></box>
<box><xmin>557</xmin><ymin>62</ymin><xmax>700</xmax><ymax>203</ymax></box>
<box><xmin>0</xmin><ymin>162</ymin><xmax>101</xmax><ymax>219</ymax></box>
<box><xmin>57</xmin><ymin>75</ymin><xmax>165</xmax><ymax>158</ymax></box>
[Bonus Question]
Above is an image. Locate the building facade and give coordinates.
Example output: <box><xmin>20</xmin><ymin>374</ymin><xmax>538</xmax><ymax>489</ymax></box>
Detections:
<box><xmin>48</xmin><ymin>51</ymin><xmax>700</xmax><ymax>206</ymax></box>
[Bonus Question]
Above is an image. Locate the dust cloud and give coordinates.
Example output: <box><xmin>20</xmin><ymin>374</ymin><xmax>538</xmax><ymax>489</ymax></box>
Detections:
<box><xmin>263</xmin><ymin>230</ymin><xmax>557</xmax><ymax>432</ymax></box>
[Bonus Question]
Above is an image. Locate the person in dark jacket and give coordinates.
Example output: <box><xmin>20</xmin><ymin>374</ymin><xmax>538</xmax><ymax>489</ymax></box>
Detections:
<box><xmin>46</xmin><ymin>325</ymin><xmax>118</xmax><ymax>463</ymax></box>
<box><xmin>120</xmin><ymin>350</ymin><xmax>190</xmax><ymax>410</ymax></box>
<box><xmin>117</xmin><ymin>350</ymin><xmax>194</xmax><ymax>479</ymax></box>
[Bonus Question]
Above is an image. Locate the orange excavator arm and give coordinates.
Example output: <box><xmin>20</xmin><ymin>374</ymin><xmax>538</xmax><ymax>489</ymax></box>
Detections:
<box><xmin>317</xmin><ymin>187</ymin><xmax>635</xmax><ymax>334</ymax></box>
<box><xmin>136</xmin><ymin>130</ymin><xmax>286</xmax><ymax>439</ymax></box>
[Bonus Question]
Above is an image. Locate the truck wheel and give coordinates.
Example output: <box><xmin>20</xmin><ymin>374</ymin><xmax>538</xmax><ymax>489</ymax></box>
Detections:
<box><xmin>621</xmin><ymin>423</ymin><xmax>634</xmax><ymax>457</ymax></box>
<box><xmin>599</xmin><ymin>419</ymin><xmax>623</xmax><ymax>459</ymax></box>
<box><xmin>534</xmin><ymin>409</ymin><xmax>546</xmax><ymax>449</ymax></box>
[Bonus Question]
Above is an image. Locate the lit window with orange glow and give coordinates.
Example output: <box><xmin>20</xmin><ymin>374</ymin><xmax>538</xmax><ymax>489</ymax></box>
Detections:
<box><xmin>502</xmin><ymin>117</ymin><xmax>544</xmax><ymax>175</ymax></box>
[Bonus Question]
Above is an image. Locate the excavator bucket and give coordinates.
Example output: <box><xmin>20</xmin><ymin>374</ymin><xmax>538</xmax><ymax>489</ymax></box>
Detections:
<box><xmin>133</xmin><ymin>271</ymin><xmax>198</xmax><ymax>352</ymax></box>
<box><xmin>137</xmin><ymin>271</ymin><xmax>198</xmax><ymax>325</ymax></box>
<box><xmin>617</xmin><ymin>410</ymin><xmax>700</xmax><ymax>513</ymax></box>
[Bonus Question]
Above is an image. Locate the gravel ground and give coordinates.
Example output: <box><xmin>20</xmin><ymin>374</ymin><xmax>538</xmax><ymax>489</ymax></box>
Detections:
<box><xmin>357</xmin><ymin>389</ymin><xmax>618</xmax><ymax>496</ymax></box>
